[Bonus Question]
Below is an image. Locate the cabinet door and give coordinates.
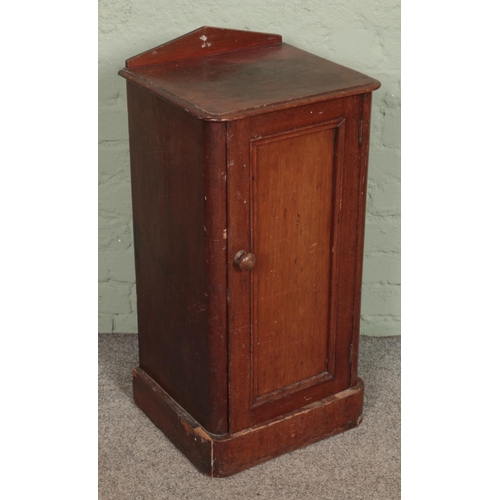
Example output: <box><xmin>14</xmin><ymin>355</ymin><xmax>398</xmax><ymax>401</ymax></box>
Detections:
<box><xmin>227</xmin><ymin>96</ymin><xmax>368</xmax><ymax>432</ymax></box>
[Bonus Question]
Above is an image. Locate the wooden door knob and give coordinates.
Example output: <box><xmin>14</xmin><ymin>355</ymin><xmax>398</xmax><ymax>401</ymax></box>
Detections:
<box><xmin>234</xmin><ymin>250</ymin><xmax>256</xmax><ymax>271</ymax></box>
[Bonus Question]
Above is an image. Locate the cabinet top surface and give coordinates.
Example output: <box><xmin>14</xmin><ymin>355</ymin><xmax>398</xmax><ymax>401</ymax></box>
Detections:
<box><xmin>119</xmin><ymin>27</ymin><xmax>380</xmax><ymax>121</ymax></box>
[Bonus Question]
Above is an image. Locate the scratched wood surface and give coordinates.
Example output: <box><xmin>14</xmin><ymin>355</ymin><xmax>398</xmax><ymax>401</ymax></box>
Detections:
<box><xmin>121</xmin><ymin>26</ymin><xmax>379</xmax><ymax>474</ymax></box>
<box><xmin>126</xmin><ymin>82</ymin><xmax>228</xmax><ymax>433</ymax></box>
<box><xmin>126</xmin><ymin>26</ymin><xmax>282</xmax><ymax>69</ymax></box>
<box><xmin>133</xmin><ymin>366</ymin><xmax>364</xmax><ymax>477</ymax></box>
<box><xmin>250</xmin><ymin>126</ymin><xmax>335</xmax><ymax>398</ymax></box>
<box><xmin>119</xmin><ymin>29</ymin><xmax>379</xmax><ymax>120</ymax></box>
<box><xmin>227</xmin><ymin>100</ymin><xmax>365</xmax><ymax>427</ymax></box>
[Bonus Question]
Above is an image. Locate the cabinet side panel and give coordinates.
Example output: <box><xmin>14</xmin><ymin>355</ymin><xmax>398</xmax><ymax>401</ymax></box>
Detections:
<box><xmin>126</xmin><ymin>82</ymin><xmax>213</xmax><ymax>429</ymax></box>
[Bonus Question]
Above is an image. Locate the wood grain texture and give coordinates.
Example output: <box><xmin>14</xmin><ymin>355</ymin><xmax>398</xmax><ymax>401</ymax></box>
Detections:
<box><xmin>250</xmin><ymin>125</ymin><xmax>335</xmax><ymax>398</ymax></box>
<box><xmin>350</xmin><ymin>93</ymin><xmax>373</xmax><ymax>386</ymax></box>
<box><xmin>246</xmin><ymin>100</ymin><xmax>363</xmax><ymax>395</ymax></box>
<box><xmin>132</xmin><ymin>367</ymin><xmax>213</xmax><ymax>475</ymax></box>
<box><xmin>226</xmin><ymin>118</ymin><xmax>252</xmax><ymax>433</ymax></box>
<box><xmin>119</xmin><ymin>43</ymin><xmax>380</xmax><ymax>120</ymax></box>
<box><xmin>202</xmin><ymin>121</ymin><xmax>229</xmax><ymax>432</ymax></box>
<box><xmin>331</xmin><ymin>94</ymin><xmax>365</xmax><ymax>394</ymax></box>
<box><xmin>228</xmin><ymin>104</ymin><xmax>357</xmax><ymax>427</ymax></box>
<box><xmin>133</xmin><ymin>366</ymin><xmax>364</xmax><ymax>477</ymax></box>
<box><xmin>214</xmin><ymin>381</ymin><xmax>363</xmax><ymax>477</ymax></box>
<box><xmin>120</xmin><ymin>27</ymin><xmax>379</xmax><ymax>475</ymax></box>
<box><xmin>126</xmin><ymin>81</ymin><xmax>228</xmax><ymax>433</ymax></box>
<box><xmin>126</xmin><ymin>26</ymin><xmax>281</xmax><ymax>69</ymax></box>
<box><xmin>251</xmin><ymin>372</ymin><xmax>335</xmax><ymax>424</ymax></box>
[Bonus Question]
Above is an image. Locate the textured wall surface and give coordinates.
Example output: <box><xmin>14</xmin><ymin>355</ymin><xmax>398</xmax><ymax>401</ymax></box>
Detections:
<box><xmin>98</xmin><ymin>0</ymin><xmax>401</xmax><ymax>335</ymax></box>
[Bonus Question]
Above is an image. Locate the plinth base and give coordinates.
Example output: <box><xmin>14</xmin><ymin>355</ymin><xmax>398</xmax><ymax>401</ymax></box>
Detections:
<box><xmin>132</xmin><ymin>367</ymin><xmax>364</xmax><ymax>477</ymax></box>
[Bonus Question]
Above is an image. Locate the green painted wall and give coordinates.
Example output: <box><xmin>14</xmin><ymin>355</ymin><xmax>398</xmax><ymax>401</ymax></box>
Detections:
<box><xmin>98</xmin><ymin>0</ymin><xmax>401</xmax><ymax>335</ymax></box>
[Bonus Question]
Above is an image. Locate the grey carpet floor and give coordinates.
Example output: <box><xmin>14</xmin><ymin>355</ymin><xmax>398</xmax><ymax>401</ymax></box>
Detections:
<box><xmin>99</xmin><ymin>334</ymin><xmax>400</xmax><ymax>500</ymax></box>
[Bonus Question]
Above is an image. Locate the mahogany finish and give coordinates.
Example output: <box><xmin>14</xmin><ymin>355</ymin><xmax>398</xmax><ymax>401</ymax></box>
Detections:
<box><xmin>133</xmin><ymin>367</ymin><xmax>364</xmax><ymax>478</ymax></box>
<box><xmin>119</xmin><ymin>28</ymin><xmax>379</xmax><ymax>120</ymax></box>
<box><xmin>251</xmin><ymin>124</ymin><xmax>336</xmax><ymax>398</ymax></box>
<box><xmin>120</xmin><ymin>27</ymin><xmax>380</xmax><ymax>476</ymax></box>
<box><xmin>126</xmin><ymin>26</ymin><xmax>282</xmax><ymax>69</ymax></box>
<box><xmin>125</xmin><ymin>83</ymin><xmax>228</xmax><ymax>433</ymax></box>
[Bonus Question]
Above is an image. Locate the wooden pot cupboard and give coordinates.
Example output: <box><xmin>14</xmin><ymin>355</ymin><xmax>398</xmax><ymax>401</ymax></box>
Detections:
<box><xmin>119</xmin><ymin>26</ymin><xmax>380</xmax><ymax>477</ymax></box>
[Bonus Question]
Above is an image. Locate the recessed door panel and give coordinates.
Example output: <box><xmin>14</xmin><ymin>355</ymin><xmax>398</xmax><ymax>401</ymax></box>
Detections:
<box><xmin>251</xmin><ymin>127</ymin><xmax>334</xmax><ymax>398</ymax></box>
